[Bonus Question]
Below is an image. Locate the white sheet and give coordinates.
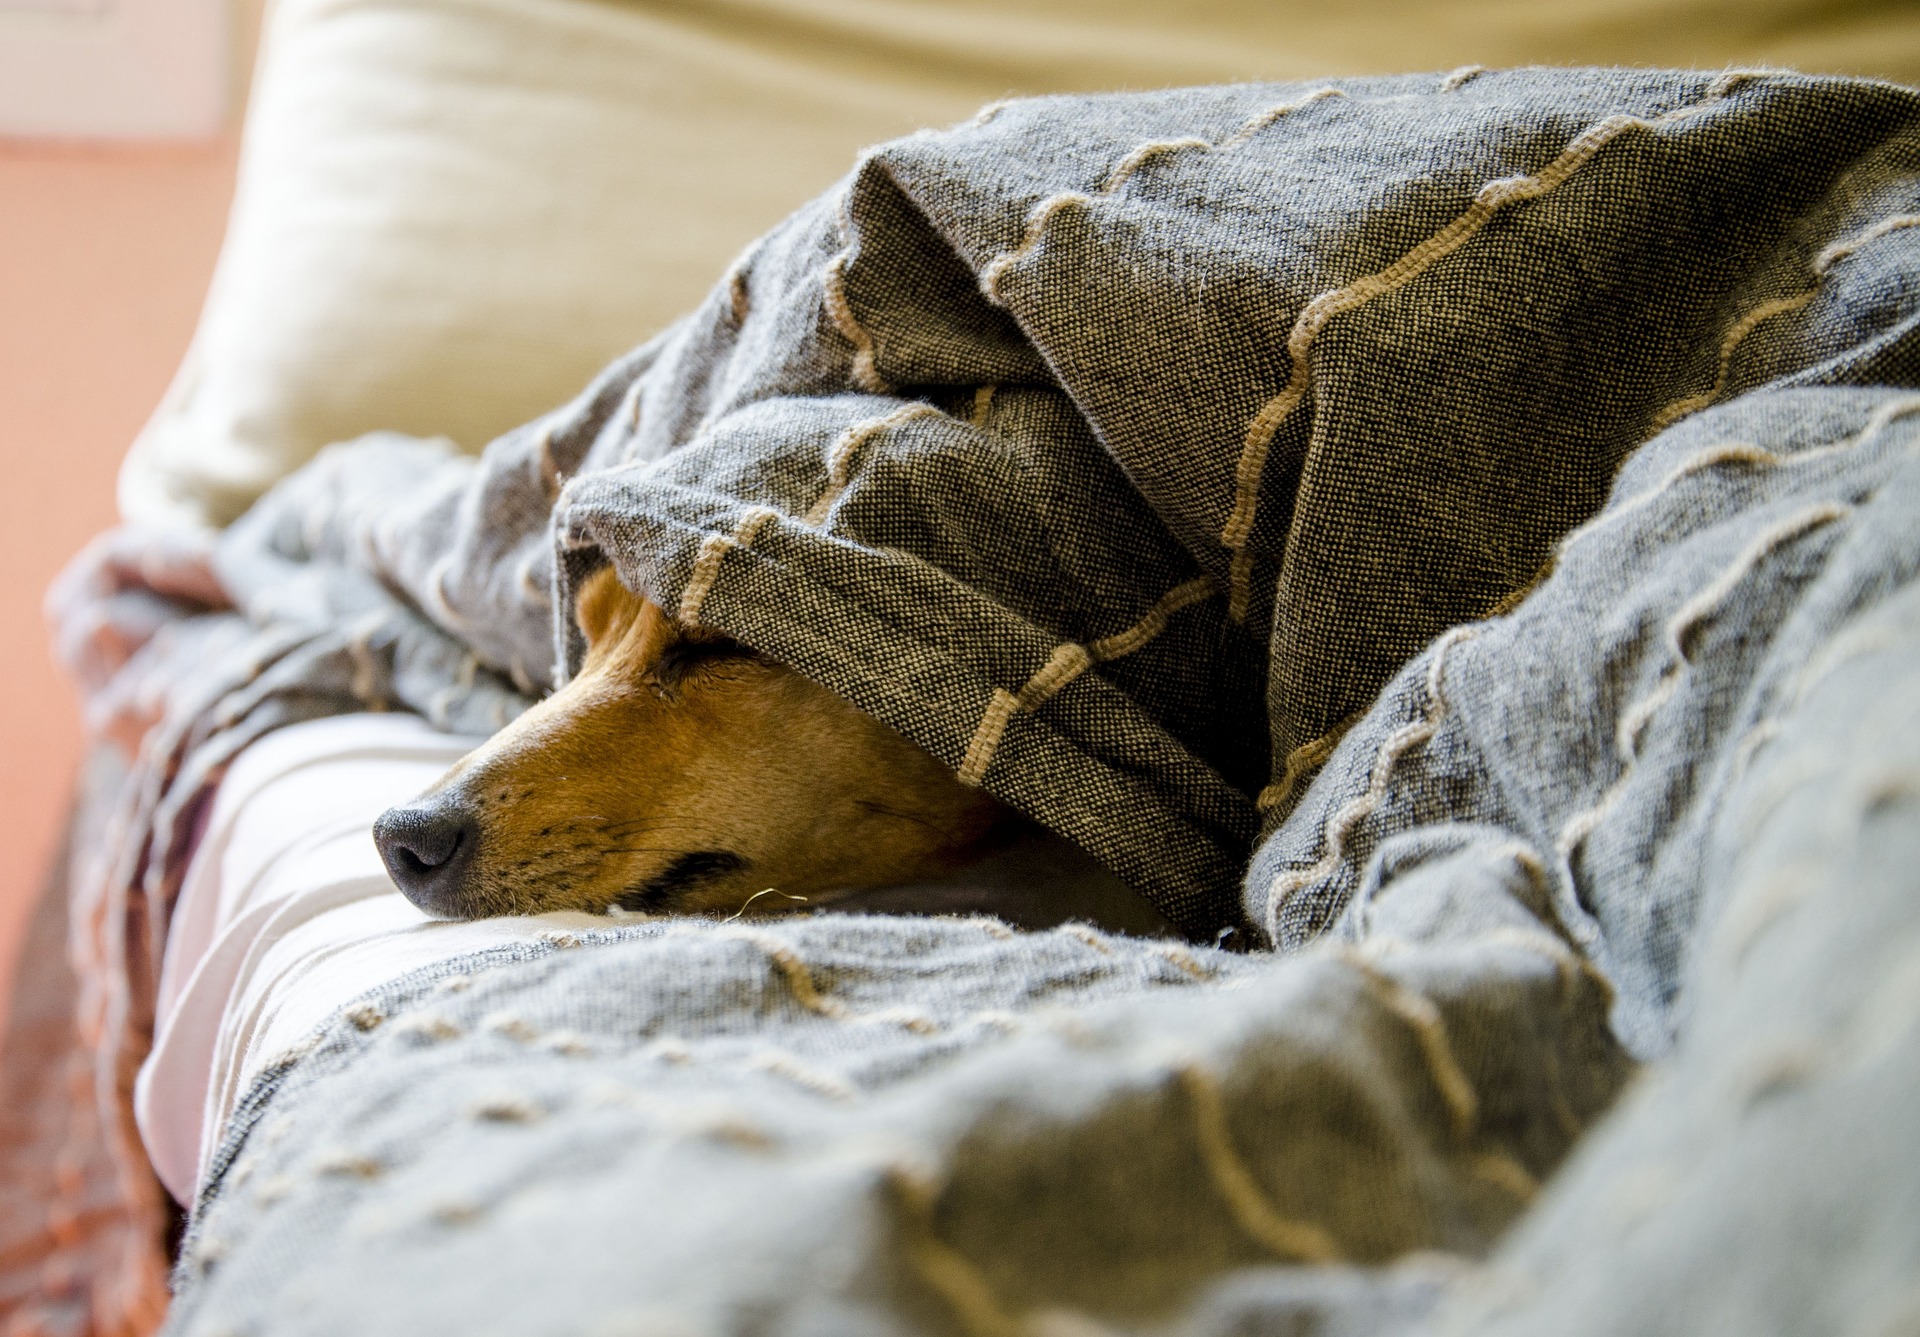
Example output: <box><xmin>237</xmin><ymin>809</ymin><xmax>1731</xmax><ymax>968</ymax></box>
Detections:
<box><xmin>135</xmin><ymin>712</ymin><xmax>607</xmax><ymax>1205</ymax></box>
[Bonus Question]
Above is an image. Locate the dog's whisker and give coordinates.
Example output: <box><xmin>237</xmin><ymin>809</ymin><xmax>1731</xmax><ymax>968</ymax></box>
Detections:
<box><xmin>601</xmin><ymin>820</ymin><xmax>708</xmax><ymax>836</ymax></box>
<box><xmin>720</xmin><ymin>887</ymin><xmax>809</xmax><ymax>923</ymax></box>
<box><xmin>852</xmin><ymin>799</ymin><xmax>944</xmax><ymax>831</ymax></box>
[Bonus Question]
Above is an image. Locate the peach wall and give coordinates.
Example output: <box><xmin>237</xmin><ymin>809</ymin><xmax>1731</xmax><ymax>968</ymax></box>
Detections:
<box><xmin>0</xmin><ymin>140</ymin><xmax>239</xmax><ymax>1028</ymax></box>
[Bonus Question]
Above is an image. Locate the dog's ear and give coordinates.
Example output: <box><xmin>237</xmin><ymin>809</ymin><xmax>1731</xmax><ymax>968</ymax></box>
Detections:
<box><xmin>573</xmin><ymin>565</ymin><xmax>758</xmax><ymax>698</ymax></box>
<box><xmin>574</xmin><ymin>565</ymin><xmax>636</xmax><ymax>648</ymax></box>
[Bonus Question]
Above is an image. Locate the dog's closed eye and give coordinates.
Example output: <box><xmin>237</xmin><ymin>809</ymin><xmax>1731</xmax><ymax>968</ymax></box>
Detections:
<box><xmin>645</xmin><ymin>637</ymin><xmax>759</xmax><ymax>697</ymax></box>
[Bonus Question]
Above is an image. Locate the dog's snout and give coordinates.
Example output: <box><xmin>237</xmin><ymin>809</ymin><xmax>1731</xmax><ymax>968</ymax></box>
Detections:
<box><xmin>374</xmin><ymin>799</ymin><xmax>480</xmax><ymax>917</ymax></box>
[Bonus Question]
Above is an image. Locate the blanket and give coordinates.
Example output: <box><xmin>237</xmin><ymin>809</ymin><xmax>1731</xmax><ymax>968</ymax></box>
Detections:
<box><xmin>159</xmin><ymin>385</ymin><xmax>1920</xmax><ymax>1337</ymax></box>
<box><xmin>14</xmin><ymin>64</ymin><xmax>1920</xmax><ymax>1335</ymax></box>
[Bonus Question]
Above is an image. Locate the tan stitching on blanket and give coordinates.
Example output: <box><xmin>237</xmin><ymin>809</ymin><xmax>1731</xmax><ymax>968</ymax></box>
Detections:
<box><xmin>825</xmin><ymin>180</ymin><xmax>891</xmax><ymax>395</ymax></box>
<box><xmin>344</xmin><ymin>610</ymin><xmax>389</xmax><ymax>710</ymax></box>
<box><xmin>1257</xmin><ymin>713</ymin><xmax>1360</xmax><ymax>813</ymax></box>
<box><xmin>956</xmin><ymin>576</ymin><xmax>1219</xmax><ymax>786</ymax></box>
<box><xmin>1556</xmin><ymin>393</ymin><xmax>1920</xmax><ymax>569</ymax></box>
<box><xmin>1101</xmin><ymin>137</ymin><xmax>1211</xmax><ymax>193</ymax></box>
<box><xmin>1179</xmin><ymin>1064</ymin><xmax>1344</xmax><ymax>1263</ymax></box>
<box><xmin>889</xmin><ymin>1165</ymin><xmax>1024</xmax><ymax>1337</ymax></box>
<box><xmin>679</xmin><ymin>506</ymin><xmax>779</xmax><ymax>624</ymax></box>
<box><xmin>647</xmin><ymin>1036</ymin><xmax>693</xmax><ymax>1065</ymax></box>
<box><xmin>1650</xmin><ymin>291</ymin><xmax>1818</xmax><ymax>431</ymax></box>
<box><xmin>1814</xmin><ymin>212</ymin><xmax>1920</xmax><ymax>272</ymax></box>
<box><xmin>506</xmin><ymin>652</ymin><xmax>537</xmax><ymax>697</ymax></box>
<box><xmin>1221</xmin><ymin>78</ymin><xmax>1753</xmax><ymax>620</ymax></box>
<box><xmin>981</xmin><ymin>88</ymin><xmax>1346</xmax><ymax>307</ymax></box>
<box><xmin>864</xmin><ymin>1005</ymin><xmax>941</xmax><ymax>1035</ymax></box>
<box><xmin>625</xmin><ymin>379</ymin><xmax>646</xmax><ymax>434</ymax></box>
<box><xmin>981</xmin><ymin>192</ymin><xmax>1094</xmax><ymax>302</ymax></box>
<box><xmin>345</xmin><ymin>1004</ymin><xmax>385</xmax><ymax>1031</ymax></box>
<box><xmin>970</xmin><ymin>384</ymin><xmax>997</xmax><ymax>429</ymax></box>
<box><xmin>1213</xmin><ymin>86</ymin><xmax>1347</xmax><ymax>150</ymax></box>
<box><xmin>425</xmin><ymin>554</ymin><xmax>469</xmax><ymax>633</ymax></box>
<box><xmin>471</xmin><ymin>1094</ymin><xmax>543</xmax><ymax>1124</ymax></box>
<box><xmin>1471</xmin><ymin>1152</ymin><xmax>1540</xmax><ymax>1202</ymax></box>
<box><xmin>1650</xmin><ymin>215</ymin><xmax>1920</xmax><ymax>432</ymax></box>
<box><xmin>534</xmin><ymin>424</ymin><xmax>565</xmax><ymax>498</ymax></box>
<box><xmin>1619</xmin><ymin>501</ymin><xmax>1850</xmax><ymax>758</ymax></box>
<box><xmin>727</xmin><ymin>263</ymin><xmax>752</xmax><ymax>326</ymax></box>
<box><xmin>1155</xmin><ymin>944</ymin><xmax>1216</xmax><ymax>979</ymax></box>
<box><xmin>1727</xmin><ymin>715</ymin><xmax>1783</xmax><ymax>782</ymax></box>
<box><xmin>1087</xmin><ymin>575</ymin><xmax>1218</xmax><ymax>658</ymax></box>
<box><xmin>1059</xmin><ymin>922</ymin><xmax>1115</xmax><ymax>955</ymax></box>
<box><xmin>750</xmin><ymin>1050</ymin><xmax>857</xmax><ymax>1100</ymax></box>
<box><xmin>1556</xmin><ymin>500</ymin><xmax>1850</xmax><ymax>865</ymax></box>
<box><xmin>729</xmin><ymin>932</ymin><xmax>854</xmax><ymax>1020</ymax></box>
<box><xmin>515</xmin><ymin>550</ymin><xmax>551</xmax><ymax>610</ymax></box>
<box><xmin>1703</xmin><ymin>69</ymin><xmax>1772</xmax><ymax>97</ymax></box>
<box><xmin>483</xmin><ymin>1010</ymin><xmax>540</xmax><ymax>1042</ymax></box>
<box><xmin>969</xmin><ymin>100</ymin><xmax>1010</xmax><ymax>127</ymax></box>
<box><xmin>1479</xmin><ymin>923</ymin><xmax>1614</xmax><ymax>1007</ymax></box>
<box><xmin>1440</xmin><ymin>65</ymin><xmax>1488</xmax><ymax>92</ymax></box>
<box><xmin>1265</xmin><ymin>626</ymin><xmax>1478</xmax><ymax>935</ymax></box>
<box><xmin>314</xmin><ymin>1149</ymin><xmax>383</xmax><ymax>1178</ymax></box>
<box><xmin>825</xmin><ymin>250</ymin><xmax>889</xmax><ymax>393</ymax></box>
<box><xmin>1558</xmin><ymin>442</ymin><xmax>1785</xmax><ymax>556</ymax></box>
<box><xmin>545</xmin><ymin>1029</ymin><xmax>593</xmax><ymax>1056</ymax></box>
<box><xmin>1027</xmin><ymin>1309</ymin><xmax>1123</xmax><ymax>1337</ymax></box>
<box><xmin>805</xmin><ymin>403</ymin><xmax>945</xmax><ymax>525</ymax></box>
<box><xmin>1753</xmin><ymin>576</ymin><xmax>1920</xmax><ymax>745</ymax></box>
<box><xmin>970</xmin><ymin>1007</ymin><xmax>1024</xmax><ymax>1034</ymax></box>
<box><xmin>425</xmin><ymin>652</ymin><xmax>480</xmax><ymax>730</ymax></box>
<box><xmin>958</xmin><ymin>689</ymin><xmax>1021</xmax><ymax>787</ymax></box>
<box><xmin>392</xmin><ymin>1013</ymin><xmax>462</xmax><ymax>1043</ymax></box>
<box><xmin>1336</xmin><ymin>949</ymin><xmax>1479</xmax><ymax>1140</ymax></box>
<box><xmin>1728</xmin><ymin>441</ymin><xmax>1920</xmax><ymax>775</ymax></box>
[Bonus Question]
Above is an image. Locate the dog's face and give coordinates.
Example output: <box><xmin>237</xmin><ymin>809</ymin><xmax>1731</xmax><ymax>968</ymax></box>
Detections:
<box><xmin>373</xmin><ymin>567</ymin><xmax>1005</xmax><ymax>920</ymax></box>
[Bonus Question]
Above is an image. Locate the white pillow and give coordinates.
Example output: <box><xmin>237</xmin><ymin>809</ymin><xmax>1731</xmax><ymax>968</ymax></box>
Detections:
<box><xmin>121</xmin><ymin>0</ymin><xmax>1917</xmax><ymax>529</ymax></box>
<box><xmin>119</xmin><ymin>0</ymin><xmax>1004</xmax><ymax>527</ymax></box>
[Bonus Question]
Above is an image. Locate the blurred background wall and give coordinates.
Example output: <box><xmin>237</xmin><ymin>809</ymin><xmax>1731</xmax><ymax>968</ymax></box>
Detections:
<box><xmin>0</xmin><ymin>142</ymin><xmax>234</xmax><ymax>1024</ymax></box>
<box><xmin>0</xmin><ymin>0</ymin><xmax>265</xmax><ymax>1030</ymax></box>
<box><xmin>2</xmin><ymin>0</ymin><xmax>1916</xmax><ymax>1028</ymax></box>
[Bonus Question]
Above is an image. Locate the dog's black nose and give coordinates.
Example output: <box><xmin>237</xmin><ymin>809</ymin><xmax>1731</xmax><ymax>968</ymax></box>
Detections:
<box><xmin>373</xmin><ymin>799</ymin><xmax>480</xmax><ymax>917</ymax></box>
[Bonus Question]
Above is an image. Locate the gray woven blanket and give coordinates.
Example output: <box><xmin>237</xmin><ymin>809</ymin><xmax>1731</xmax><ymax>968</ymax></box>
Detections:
<box><xmin>69</xmin><ymin>65</ymin><xmax>1920</xmax><ymax>1335</ymax></box>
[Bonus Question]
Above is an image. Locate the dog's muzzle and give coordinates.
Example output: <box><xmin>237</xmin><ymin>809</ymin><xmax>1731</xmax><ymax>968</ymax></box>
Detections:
<box><xmin>373</xmin><ymin>798</ymin><xmax>481</xmax><ymax>917</ymax></box>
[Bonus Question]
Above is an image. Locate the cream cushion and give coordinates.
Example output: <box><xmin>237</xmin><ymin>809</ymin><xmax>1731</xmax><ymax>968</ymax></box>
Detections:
<box><xmin>121</xmin><ymin>0</ymin><xmax>1920</xmax><ymax>529</ymax></box>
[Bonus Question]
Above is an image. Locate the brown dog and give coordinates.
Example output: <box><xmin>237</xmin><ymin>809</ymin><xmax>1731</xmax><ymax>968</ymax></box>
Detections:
<box><xmin>372</xmin><ymin>566</ymin><xmax>1008</xmax><ymax>920</ymax></box>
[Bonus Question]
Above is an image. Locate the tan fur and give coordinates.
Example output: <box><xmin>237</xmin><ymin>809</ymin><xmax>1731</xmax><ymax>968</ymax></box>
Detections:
<box><xmin>391</xmin><ymin>566</ymin><xmax>1006</xmax><ymax>919</ymax></box>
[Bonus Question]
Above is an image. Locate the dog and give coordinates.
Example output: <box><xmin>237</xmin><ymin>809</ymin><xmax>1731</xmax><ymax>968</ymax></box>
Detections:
<box><xmin>372</xmin><ymin>565</ymin><xmax>1011</xmax><ymax>921</ymax></box>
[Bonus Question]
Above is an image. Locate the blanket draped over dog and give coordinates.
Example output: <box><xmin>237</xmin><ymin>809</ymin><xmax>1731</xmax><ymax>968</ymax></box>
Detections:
<box><xmin>11</xmin><ymin>66</ymin><xmax>1920</xmax><ymax>1336</ymax></box>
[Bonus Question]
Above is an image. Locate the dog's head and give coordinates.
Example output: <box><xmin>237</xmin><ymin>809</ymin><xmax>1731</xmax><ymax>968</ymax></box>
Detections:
<box><xmin>373</xmin><ymin>566</ymin><xmax>1004</xmax><ymax>920</ymax></box>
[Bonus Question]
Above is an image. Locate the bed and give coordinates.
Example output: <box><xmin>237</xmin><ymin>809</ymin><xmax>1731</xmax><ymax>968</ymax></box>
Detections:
<box><xmin>6</xmin><ymin>2</ymin><xmax>1920</xmax><ymax>1334</ymax></box>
